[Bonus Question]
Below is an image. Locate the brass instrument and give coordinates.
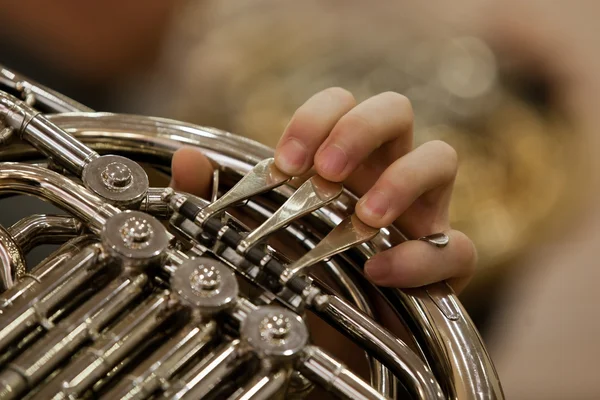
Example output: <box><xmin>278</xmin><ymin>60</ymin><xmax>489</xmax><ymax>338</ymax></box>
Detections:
<box><xmin>0</xmin><ymin>65</ymin><xmax>503</xmax><ymax>399</ymax></box>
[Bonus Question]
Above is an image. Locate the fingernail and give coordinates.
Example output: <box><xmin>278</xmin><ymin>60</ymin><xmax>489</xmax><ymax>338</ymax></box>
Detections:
<box><xmin>276</xmin><ymin>138</ymin><xmax>307</xmax><ymax>174</ymax></box>
<box><xmin>359</xmin><ymin>190</ymin><xmax>389</xmax><ymax>218</ymax></box>
<box><xmin>318</xmin><ymin>144</ymin><xmax>348</xmax><ymax>176</ymax></box>
<box><xmin>365</xmin><ymin>257</ymin><xmax>390</xmax><ymax>282</ymax></box>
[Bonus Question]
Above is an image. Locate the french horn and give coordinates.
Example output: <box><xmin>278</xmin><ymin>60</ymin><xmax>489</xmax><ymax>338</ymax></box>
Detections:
<box><xmin>0</xmin><ymin>65</ymin><xmax>503</xmax><ymax>399</ymax></box>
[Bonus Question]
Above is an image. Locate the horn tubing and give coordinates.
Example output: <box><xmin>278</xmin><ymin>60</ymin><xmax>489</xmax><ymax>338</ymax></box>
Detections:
<box><xmin>0</xmin><ymin>163</ymin><xmax>119</xmax><ymax>231</ymax></box>
<box><xmin>33</xmin><ymin>112</ymin><xmax>503</xmax><ymax>399</ymax></box>
<box><xmin>8</xmin><ymin>214</ymin><xmax>84</xmax><ymax>253</ymax></box>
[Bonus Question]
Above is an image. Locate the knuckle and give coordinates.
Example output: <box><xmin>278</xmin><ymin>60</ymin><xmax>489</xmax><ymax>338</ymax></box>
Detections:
<box><xmin>381</xmin><ymin>91</ymin><xmax>414</xmax><ymax>118</ymax></box>
<box><xmin>322</xmin><ymin>87</ymin><xmax>356</xmax><ymax>107</ymax></box>
<box><xmin>379</xmin><ymin>170</ymin><xmax>411</xmax><ymax>197</ymax></box>
<box><xmin>336</xmin><ymin>112</ymin><xmax>375</xmax><ymax>138</ymax></box>
<box><xmin>284</xmin><ymin>111</ymin><xmax>318</xmax><ymax>141</ymax></box>
<box><xmin>426</xmin><ymin>140</ymin><xmax>458</xmax><ymax>170</ymax></box>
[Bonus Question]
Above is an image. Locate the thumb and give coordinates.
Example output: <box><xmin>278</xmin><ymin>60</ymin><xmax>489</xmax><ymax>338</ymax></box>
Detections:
<box><xmin>170</xmin><ymin>147</ymin><xmax>213</xmax><ymax>199</ymax></box>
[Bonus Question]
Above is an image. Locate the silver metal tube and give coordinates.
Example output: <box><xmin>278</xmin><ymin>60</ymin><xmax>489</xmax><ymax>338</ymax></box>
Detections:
<box><xmin>310</xmin><ymin>293</ymin><xmax>444</xmax><ymax>400</ymax></box>
<box><xmin>298</xmin><ymin>346</ymin><xmax>388</xmax><ymax>400</ymax></box>
<box><xmin>8</xmin><ymin>214</ymin><xmax>84</xmax><ymax>253</ymax></box>
<box><xmin>322</xmin><ymin>260</ymin><xmax>397</xmax><ymax>398</ymax></box>
<box><xmin>0</xmin><ymin>92</ymin><xmax>97</xmax><ymax>176</ymax></box>
<box><xmin>0</xmin><ymin>243</ymin><xmax>106</xmax><ymax>352</ymax></box>
<box><xmin>158</xmin><ymin>340</ymin><xmax>249</xmax><ymax>400</ymax></box>
<box><xmin>30</xmin><ymin>292</ymin><xmax>174</xmax><ymax>400</ymax></box>
<box><xmin>0</xmin><ymin>235</ymin><xmax>97</xmax><ymax>309</ymax></box>
<box><xmin>0</xmin><ymin>274</ymin><xmax>148</xmax><ymax>400</ymax></box>
<box><xmin>227</xmin><ymin>368</ymin><xmax>288</xmax><ymax>400</ymax></box>
<box><xmin>20</xmin><ymin>115</ymin><xmax>99</xmax><ymax>175</ymax></box>
<box><xmin>103</xmin><ymin>321</ymin><xmax>217</xmax><ymax>400</ymax></box>
<box><xmin>393</xmin><ymin>282</ymin><xmax>506</xmax><ymax>400</ymax></box>
<box><xmin>0</xmin><ymin>226</ymin><xmax>24</xmax><ymax>292</ymax></box>
<box><xmin>0</xmin><ymin>163</ymin><xmax>119</xmax><ymax>231</ymax></box>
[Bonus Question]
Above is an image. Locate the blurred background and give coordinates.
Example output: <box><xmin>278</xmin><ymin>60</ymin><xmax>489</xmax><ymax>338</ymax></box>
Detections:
<box><xmin>1</xmin><ymin>0</ymin><xmax>599</xmax><ymax>398</ymax></box>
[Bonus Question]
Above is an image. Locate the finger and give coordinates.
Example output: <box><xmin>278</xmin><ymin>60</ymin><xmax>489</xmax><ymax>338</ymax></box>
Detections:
<box><xmin>275</xmin><ymin>87</ymin><xmax>356</xmax><ymax>175</ymax></box>
<box><xmin>364</xmin><ymin>229</ymin><xmax>477</xmax><ymax>294</ymax></box>
<box><xmin>355</xmin><ymin>140</ymin><xmax>457</xmax><ymax>232</ymax></box>
<box><xmin>170</xmin><ymin>147</ymin><xmax>213</xmax><ymax>199</ymax></box>
<box><xmin>313</xmin><ymin>91</ymin><xmax>413</xmax><ymax>182</ymax></box>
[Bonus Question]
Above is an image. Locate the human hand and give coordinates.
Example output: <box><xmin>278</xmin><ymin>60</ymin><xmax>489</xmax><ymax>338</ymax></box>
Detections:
<box><xmin>171</xmin><ymin>88</ymin><xmax>476</xmax><ymax>293</ymax></box>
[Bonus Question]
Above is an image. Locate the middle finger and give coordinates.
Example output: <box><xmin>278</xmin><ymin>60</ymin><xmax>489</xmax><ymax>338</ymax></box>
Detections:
<box><xmin>314</xmin><ymin>91</ymin><xmax>414</xmax><ymax>182</ymax></box>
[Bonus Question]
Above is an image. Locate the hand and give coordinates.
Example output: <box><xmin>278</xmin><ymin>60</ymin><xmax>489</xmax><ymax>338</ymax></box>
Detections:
<box><xmin>170</xmin><ymin>88</ymin><xmax>476</xmax><ymax>293</ymax></box>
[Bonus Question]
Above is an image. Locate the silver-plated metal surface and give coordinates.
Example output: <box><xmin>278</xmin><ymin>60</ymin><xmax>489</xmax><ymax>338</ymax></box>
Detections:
<box><xmin>228</xmin><ymin>367</ymin><xmax>289</xmax><ymax>400</ymax></box>
<box><xmin>101</xmin><ymin>211</ymin><xmax>168</xmax><ymax>265</ymax></box>
<box><xmin>0</xmin><ymin>92</ymin><xmax>98</xmax><ymax>175</ymax></box>
<box><xmin>418</xmin><ymin>232</ymin><xmax>450</xmax><ymax>248</ymax></box>
<box><xmin>83</xmin><ymin>154</ymin><xmax>149</xmax><ymax>206</ymax></box>
<box><xmin>321</xmin><ymin>258</ymin><xmax>396</xmax><ymax>398</ymax></box>
<box><xmin>102</xmin><ymin>321</ymin><xmax>217</xmax><ymax>400</ymax></box>
<box><xmin>140</xmin><ymin>187</ymin><xmax>172</xmax><ymax>218</ymax></box>
<box><xmin>0</xmin><ymin>243</ymin><xmax>106</xmax><ymax>352</ymax></box>
<box><xmin>283</xmin><ymin>214</ymin><xmax>379</xmax><ymax>283</ymax></box>
<box><xmin>0</xmin><ymin>226</ymin><xmax>24</xmax><ymax>291</ymax></box>
<box><xmin>299</xmin><ymin>346</ymin><xmax>389</xmax><ymax>400</ymax></box>
<box><xmin>311</xmin><ymin>292</ymin><xmax>444</xmax><ymax>400</ymax></box>
<box><xmin>0</xmin><ymin>273</ymin><xmax>147</xmax><ymax>399</ymax></box>
<box><xmin>400</xmin><ymin>282</ymin><xmax>505</xmax><ymax>399</ymax></box>
<box><xmin>195</xmin><ymin>158</ymin><xmax>290</xmax><ymax>225</ymax></box>
<box><xmin>8</xmin><ymin>214</ymin><xmax>84</xmax><ymax>254</ymax></box>
<box><xmin>158</xmin><ymin>339</ymin><xmax>249</xmax><ymax>400</ymax></box>
<box><xmin>240</xmin><ymin>306</ymin><xmax>308</xmax><ymax>359</ymax></box>
<box><xmin>29</xmin><ymin>292</ymin><xmax>174</xmax><ymax>400</ymax></box>
<box><xmin>20</xmin><ymin>114</ymin><xmax>99</xmax><ymax>176</ymax></box>
<box><xmin>212</xmin><ymin>168</ymin><xmax>221</xmax><ymax>202</ymax></box>
<box><xmin>236</xmin><ymin>199</ymin><xmax>397</xmax><ymax>398</ymax></box>
<box><xmin>0</xmin><ymin>163</ymin><xmax>119</xmax><ymax>232</ymax></box>
<box><xmin>0</xmin><ymin>235</ymin><xmax>97</xmax><ymax>309</ymax></box>
<box><xmin>238</xmin><ymin>176</ymin><xmax>343</xmax><ymax>253</ymax></box>
<box><xmin>171</xmin><ymin>257</ymin><xmax>239</xmax><ymax>313</ymax></box>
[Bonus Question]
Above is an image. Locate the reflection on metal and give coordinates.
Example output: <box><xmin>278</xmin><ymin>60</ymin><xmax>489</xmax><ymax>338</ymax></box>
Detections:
<box><xmin>239</xmin><ymin>176</ymin><xmax>343</xmax><ymax>253</ymax></box>
<box><xmin>195</xmin><ymin>158</ymin><xmax>290</xmax><ymax>225</ymax></box>
<box><xmin>8</xmin><ymin>214</ymin><xmax>84</xmax><ymax>254</ymax></box>
<box><xmin>283</xmin><ymin>214</ymin><xmax>379</xmax><ymax>282</ymax></box>
<box><xmin>240</xmin><ymin>306</ymin><xmax>309</xmax><ymax>359</ymax></box>
<box><xmin>83</xmin><ymin>154</ymin><xmax>149</xmax><ymax>207</ymax></box>
<box><xmin>0</xmin><ymin>226</ymin><xmax>24</xmax><ymax>291</ymax></box>
<box><xmin>299</xmin><ymin>346</ymin><xmax>389</xmax><ymax>400</ymax></box>
<box><xmin>171</xmin><ymin>257</ymin><xmax>239</xmax><ymax>313</ymax></box>
<box><xmin>418</xmin><ymin>232</ymin><xmax>450</xmax><ymax>248</ymax></box>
